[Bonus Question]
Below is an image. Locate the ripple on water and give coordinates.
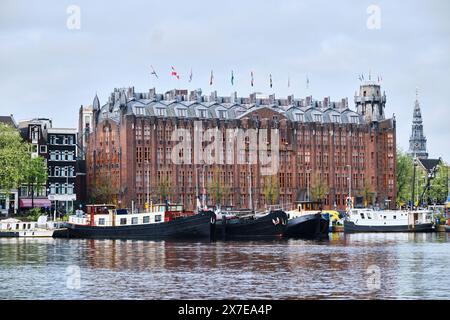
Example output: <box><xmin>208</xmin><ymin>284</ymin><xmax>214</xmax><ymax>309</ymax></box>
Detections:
<box><xmin>0</xmin><ymin>233</ymin><xmax>449</xmax><ymax>299</ymax></box>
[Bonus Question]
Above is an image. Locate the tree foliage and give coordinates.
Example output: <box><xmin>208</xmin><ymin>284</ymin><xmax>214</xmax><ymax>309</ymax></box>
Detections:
<box><xmin>91</xmin><ymin>174</ymin><xmax>118</xmax><ymax>204</ymax></box>
<box><xmin>263</xmin><ymin>175</ymin><xmax>279</xmax><ymax>206</ymax></box>
<box><xmin>0</xmin><ymin>124</ymin><xmax>47</xmax><ymax>197</ymax></box>
<box><xmin>157</xmin><ymin>174</ymin><xmax>172</xmax><ymax>203</ymax></box>
<box><xmin>207</xmin><ymin>168</ymin><xmax>229</xmax><ymax>208</ymax></box>
<box><xmin>396</xmin><ymin>148</ymin><xmax>414</xmax><ymax>207</ymax></box>
<box><xmin>310</xmin><ymin>172</ymin><xmax>329</xmax><ymax>205</ymax></box>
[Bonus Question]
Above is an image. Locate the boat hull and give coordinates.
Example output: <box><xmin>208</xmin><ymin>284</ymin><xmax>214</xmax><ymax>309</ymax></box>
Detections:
<box><xmin>58</xmin><ymin>211</ymin><xmax>215</xmax><ymax>240</ymax></box>
<box><xmin>284</xmin><ymin>213</ymin><xmax>329</xmax><ymax>239</ymax></box>
<box><xmin>215</xmin><ymin>210</ymin><xmax>287</xmax><ymax>240</ymax></box>
<box><xmin>445</xmin><ymin>225</ymin><xmax>450</xmax><ymax>233</ymax></box>
<box><xmin>0</xmin><ymin>231</ymin><xmax>18</xmax><ymax>238</ymax></box>
<box><xmin>344</xmin><ymin>221</ymin><xmax>435</xmax><ymax>233</ymax></box>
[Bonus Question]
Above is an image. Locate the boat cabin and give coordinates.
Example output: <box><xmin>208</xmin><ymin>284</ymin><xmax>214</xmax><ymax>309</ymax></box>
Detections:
<box><xmin>348</xmin><ymin>208</ymin><xmax>433</xmax><ymax>226</ymax></box>
<box><xmin>68</xmin><ymin>204</ymin><xmax>195</xmax><ymax>227</ymax></box>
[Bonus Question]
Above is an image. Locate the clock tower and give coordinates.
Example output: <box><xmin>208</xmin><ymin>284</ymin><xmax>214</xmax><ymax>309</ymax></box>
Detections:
<box><xmin>408</xmin><ymin>90</ymin><xmax>428</xmax><ymax>159</ymax></box>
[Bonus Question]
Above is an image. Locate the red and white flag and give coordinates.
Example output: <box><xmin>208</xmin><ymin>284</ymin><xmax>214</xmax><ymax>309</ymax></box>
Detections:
<box><xmin>171</xmin><ymin>66</ymin><xmax>180</xmax><ymax>80</ymax></box>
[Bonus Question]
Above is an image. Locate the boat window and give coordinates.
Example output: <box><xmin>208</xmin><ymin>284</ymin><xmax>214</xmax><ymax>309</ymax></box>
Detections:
<box><xmin>120</xmin><ymin>218</ymin><xmax>127</xmax><ymax>225</ymax></box>
<box><xmin>143</xmin><ymin>216</ymin><xmax>150</xmax><ymax>224</ymax></box>
<box><xmin>16</xmin><ymin>224</ymin><xmax>19</xmax><ymax>230</ymax></box>
<box><xmin>384</xmin><ymin>216</ymin><xmax>387</xmax><ymax>219</ymax></box>
<box><xmin>131</xmin><ymin>217</ymin><xmax>138</xmax><ymax>225</ymax></box>
<box><xmin>393</xmin><ymin>216</ymin><xmax>397</xmax><ymax>220</ymax></box>
<box><xmin>27</xmin><ymin>224</ymin><xmax>31</xmax><ymax>229</ymax></box>
<box><xmin>155</xmin><ymin>215</ymin><xmax>162</xmax><ymax>222</ymax></box>
<box><xmin>98</xmin><ymin>218</ymin><xmax>105</xmax><ymax>225</ymax></box>
<box><xmin>360</xmin><ymin>213</ymin><xmax>365</xmax><ymax>219</ymax></box>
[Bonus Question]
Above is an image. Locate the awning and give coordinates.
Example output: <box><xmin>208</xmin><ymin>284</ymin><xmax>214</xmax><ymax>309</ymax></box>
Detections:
<box><xmin>19</xmin><ymin>198</ymin><xmax>52</xmax><ymax>208</ymax></box>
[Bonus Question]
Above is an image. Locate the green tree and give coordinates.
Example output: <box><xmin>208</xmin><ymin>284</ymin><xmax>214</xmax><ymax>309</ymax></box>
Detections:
<box><xmin>0</xmin><ymin>124</ymin><xmax>29</xmax><ymax>191</ymax></box>
<box><xmin>157</xmin><ymin>174</ymin><xmax>172</xmax><ymax>203</ymax></box>
<box><xmin>423</xmin><ymin>162</ymin><xmax>448</xmax><ymax>205</ymax></box>
<box><xmin>91</xmin><ymin>174</ymin><xmax>118</xmax><ymax>204</ymax></box>
<box><xmin>263</xmin><ymin>175</ymin><xmax>279</xmax><ymax>206</ymax></box>
<box><xmin>23</xmin><ymin>156</ymin><xmax>48</xmax><ymax>209</ymax></box>
<box><xmin>396</xmin><ymin>148</ymin><xmax>414</xmax><ymax>207</ymax></box>
<box><xmin>362</xmin><ymin>177</ymin><xmax>376</xmax><ymax>207</ymax></box>
<box><xmin>310</xmin><ymin>172</ymin><xmax>329</xmax><ymax>207</ymax></box>
<box><xmin>207</xmin><ymin>168</ymin><xmax>229</xmax><ymax>208</ymax></box>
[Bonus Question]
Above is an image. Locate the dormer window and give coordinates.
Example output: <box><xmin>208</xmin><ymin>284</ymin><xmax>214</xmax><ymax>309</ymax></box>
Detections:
<box><xmin>332</xmin><ymin>114</ymin><xmax>340</xmax><ymax>123</ymax></box>
<box><xmin>177</xmin><ymin>108</ymin><xmax>187</xmax><ymax>117</ymax></box>
<box><xmin>295</xmin><ymin>113</ymin><xmax>304</xmax><ymax>122</ymax></box>
<box><xmin>313</xmin><ymin>114</ymin><xmax>322</xmax><ymax>122</ymax></box>
<box><xmin>198</xmin><ymin>109</ymin><xmax>208</xmax><ymax>118</ymax></box>
<box><xmin>135</xmin><ymin>107</ymin><xmax>145</xmax><ymax>115</ymax></box>
<box><xmin>218</xmin><ymin>110</ymin><xmax>227</xmax><ymax>119</ymax></box>
<box><xmin>350</xmin><ymin>115</ymin><xmax>359</xmax><ymax>124</ymax></box>
<box><xmin>156</xmin><ymin>108</ymin><xmax>166</xmax><ymax>117</ymax></box>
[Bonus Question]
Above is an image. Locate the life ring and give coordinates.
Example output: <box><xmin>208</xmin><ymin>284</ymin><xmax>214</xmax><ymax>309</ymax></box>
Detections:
<box><xmin>210</xmin><ymin>215</ymin><xmax>216</xmax><ymax>224</ymax></box>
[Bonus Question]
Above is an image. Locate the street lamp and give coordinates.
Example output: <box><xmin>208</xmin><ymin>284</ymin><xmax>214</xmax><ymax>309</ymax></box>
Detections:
<box><xmin>412</xmin><ymin>157</ymin><xmax>418</xmax><ymax>209</ymax></box>
<box><xmin>306</xmin><ymin>168</ymin><xmax>311</xmax><ymax>203</ymax></box>
<box><xmin>284</xmin><ymin>142</ymin><xmax>289</xmax><ymax>209</ymax></box>
<box><xmin>346</xmin><ymin>164</ymin><xmax>352</xmax><ymax>206</ymax></box>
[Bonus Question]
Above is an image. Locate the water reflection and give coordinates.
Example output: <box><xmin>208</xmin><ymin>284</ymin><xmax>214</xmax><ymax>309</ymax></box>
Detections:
<box><xmin>0</xmin><ymin>234</ymin><xmax>449</xmax><ymax>299</ymax></box>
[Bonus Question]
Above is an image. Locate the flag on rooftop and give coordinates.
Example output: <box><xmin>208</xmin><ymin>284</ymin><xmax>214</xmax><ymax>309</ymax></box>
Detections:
<box><xmin>189</xmin><ymin>68</ymin><xmax>193</xmax><ymax>83</ymax></box>
<box><xmin>150</xmin><ymin>65</ymin><xmax>158</xmax><ymax>79</ymax></box>
<box><xmin>251</xmin><ymin>71</ymin><xmax>254</xmax><ymax>87</ymax></box>
<box><xmin>171</xmin><ymin>66</ymin><xmax>180</xmax><ymax>80</ymax></box>
<box><xmin>209</xmin><ymin>70</ymin><xmax>214</xmax><ymax>86</ymax></box>
<box><xmin>231</xmin><ymin>70</ymin><xmax>234</xmax><ymax>86</ymax></box>
<box><xmin>270</xmin><ymin>74</ymin><xmax>273</xmax><ymax>88</ymax></box>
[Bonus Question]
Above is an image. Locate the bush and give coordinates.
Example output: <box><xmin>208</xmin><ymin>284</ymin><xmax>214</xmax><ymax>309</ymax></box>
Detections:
<box><xmin>26</xmin><ymin>208</ymin><xmax>43</xmax><ymax>221</ymax></box>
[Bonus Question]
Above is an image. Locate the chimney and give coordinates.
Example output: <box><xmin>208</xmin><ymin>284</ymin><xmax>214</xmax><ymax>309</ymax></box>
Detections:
<box><xmin>210</xmin><ymin>91</ymin><xmax>217</xmax><ymax>102</ymax></box>
<box><xmin>287</xmin><ymin>94</ymin><xmax>294</xmax><ymax>105</ymax></box>
<box><xmin>149</xmin><ymin>88</ymin><xmax>156</xmax><ymax>99</ymax></box>
<box><xmin>231</xmin><ymin>91</ymin><xmax>237</xmax><ymax>103</ymax></box>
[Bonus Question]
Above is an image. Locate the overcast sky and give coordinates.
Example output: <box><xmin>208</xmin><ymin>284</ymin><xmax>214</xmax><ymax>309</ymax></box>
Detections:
<box><xmin>1</xmin><ymin>0</ymin><xmax>449</xmax><ymax>160</ymax></box>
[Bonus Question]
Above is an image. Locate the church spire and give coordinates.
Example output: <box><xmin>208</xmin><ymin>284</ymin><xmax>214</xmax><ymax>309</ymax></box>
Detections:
<box><xmin>408</xmin><ymin>89</ymin><xmax>428</xmax><ymax>159</ymax></box>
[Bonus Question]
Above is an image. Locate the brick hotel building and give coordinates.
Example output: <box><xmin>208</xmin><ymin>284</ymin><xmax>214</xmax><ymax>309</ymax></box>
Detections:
<box><xmin>81</xmin><ymin>82</ymin><xmax>396</xmax><ymax>211</ymax></box>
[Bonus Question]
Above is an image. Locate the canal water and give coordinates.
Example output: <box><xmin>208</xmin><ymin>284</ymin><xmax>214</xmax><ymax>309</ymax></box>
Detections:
<box><xmin>1</xmin><ymin>233</ymin><xmax>449</xmax><ymax>300</ymax></box>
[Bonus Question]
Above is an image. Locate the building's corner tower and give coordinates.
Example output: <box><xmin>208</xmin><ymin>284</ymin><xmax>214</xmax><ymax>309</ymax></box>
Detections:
<box><xmin>408</xmin><ymin>91</ymin><xmax>428</xmax><ymax>159</ymax></box>
<box><xmin>355</xmin><ymin>82</ymin><xmax>386</xmax><ymax>122</ymax></box>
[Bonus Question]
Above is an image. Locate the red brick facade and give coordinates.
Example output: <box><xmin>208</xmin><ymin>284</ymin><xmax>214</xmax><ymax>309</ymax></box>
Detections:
<box><xmin>86</xmin><ymin>95</ymin><xmax>396</xmax><ymax>211</ymax></box>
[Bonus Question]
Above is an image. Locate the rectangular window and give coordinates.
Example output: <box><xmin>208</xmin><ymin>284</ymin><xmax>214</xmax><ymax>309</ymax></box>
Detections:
<box><xmin>218</xmin><ymin>110</ymin><xmax>227</xmax><ymax>119</ymax></box>
<box><xmin>177</xmin><ymin>108</ymin><xmax>187</xmax><ymax>117</ymax></box>
<box><xmin>351</xmin><ymin>116</ymin><xmax>359</xmax><ymax>124</ymax></box>
<box><xmin>135</xmin><ymin>107</ymin><xmax>145</xmax><ymax>115</ymax></box>
<box><xmin>143</xmin><ymin>216</ymin><xmax>150</xmax><ymax>224</ymax></box>
<box><xmin>155</xmin><ymin>215</ymin><xmax>162</xmax><ymax>222</ymax></box>
<box><xmin>98</xmin><ymin>218</ymin><xmax>105</xmax><ymax>226</ymax></box>
<box><xmin>156</xmin><ymin>108</ymin><xmax>165</xmax><ymax>116</ymax></box>
<box><xmin>131</xmin><ymin>217</ymin><xmax>138</xmax><ymax>225</ymax></box>
<box><xmin>39</xmin><ymin>145</ymin><xmax>47</xmax><ymax>153</ymax></box>
<box><xmin>295</xmin><ymin>113</ymin><xmax>304</xmax><ymax>122</ymax></box>
<box><xmin>120</xmin><ymin>218</ymin><xmax>127</xmax><ymax>225</ymax></box>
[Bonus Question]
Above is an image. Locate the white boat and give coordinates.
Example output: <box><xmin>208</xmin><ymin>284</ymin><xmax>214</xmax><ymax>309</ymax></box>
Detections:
<box><xmin>344</xmin><ymin>208</ymin><xmax>435</xmax><ymax>233</ymax></box>
<box><xmin>0</xmin><ymin>216</ymin><xmax>64</xmax><ymax>238</ymax></box>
